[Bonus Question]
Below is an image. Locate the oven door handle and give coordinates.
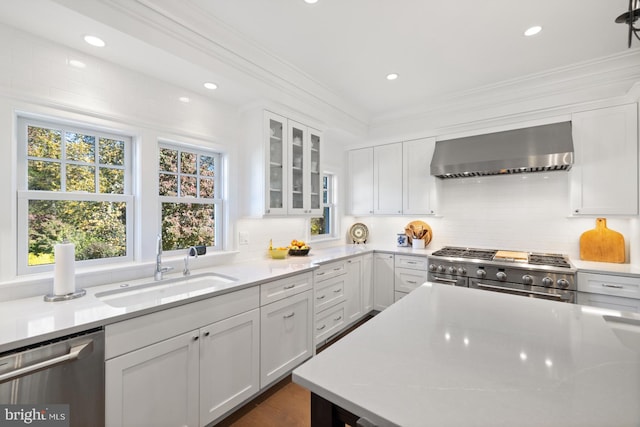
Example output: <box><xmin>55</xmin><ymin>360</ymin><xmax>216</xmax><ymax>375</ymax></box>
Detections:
<box><xmin>431</xmin><ymin>277</ymin><xmax>458</xmax><ymax>284</ymax></box>
<box><xmin>0</xmin><ymin>340</ymin><xmax>94</xmax><ymax>384</ymax></box>
<box><xmin>476</xmin><ymin>283</ymin><xmax>564</xmax><ymax>299</ymax></box>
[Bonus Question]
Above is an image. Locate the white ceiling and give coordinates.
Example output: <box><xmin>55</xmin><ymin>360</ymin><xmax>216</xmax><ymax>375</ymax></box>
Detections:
<box><xmin>0</xmin><ymin>0</ymin><xmax>638</xmax><ymax>132</ymax></box>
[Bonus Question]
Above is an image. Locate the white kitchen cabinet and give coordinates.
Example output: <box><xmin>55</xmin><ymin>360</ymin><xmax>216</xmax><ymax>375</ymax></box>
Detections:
<box><xmin>345</xmin><ymin>256</ymin><xmax>363</xmax><ymax>323</ymax></box>
<box><xmin>577</xmin><ymin>292</ymin><xmax>640</xmax><ymax>313</ymax></box>
<box><xmin>265</xmin><ymin>111</ymin><xmax>288</xmax><ymax>215</ymax></box>
<box><xmin>577</xmin><ymin>271</ymin><xmax>640</xmax><ymax>314</ymax></box>
<box><xmin>403</xmin><ymin>137</ymin><xmax>437</xmax><ymax>215</ymax></box>
<box><xmin>374</xmin><ymin>142</ymin><xmax>403</xmax><ymax>214</ymax></box>
<box><xmin>394</xmin><ymin>255</ymin><xmax>428</xmax><ymax>300</ymax></box>
<box><xmin>260</xmin><ymin>289</ymin><xmax>313</xmax><ymax>388</ymax></box>
<box><xmin>373</xmin><ymin>253</ymin><xmax>395</xmax><ymax>311</ymax></box>
<box><xmin>313</xmin><ymin>260</ymin><xmax>347</xmax><ymax>346</ymax></box>
<box><xmin>362</xmin><ymin>253</ymin><xmax>374</xmax><ymax>313</ymax></box>
<box><xmin>106</xmin><ymin>330</ymin><xmax>199</xmax><ymax>427</ymax></box>
<box><xmin>105</xmin><ymin>288</ymin><xmax>260</xmax><ymax>427</ymax></box>
<box><xmin>288</xmin><ymin>120</ymin><xmax>322</xmax><ymax>215</ymax></box>
<box><xmin>199</xmin><ymin>309</ymin><xmax>260</xmax><ymax>426</ymax></box>
<box><xmin>348</xmin><ymin>139</ymin><xmax>438</xmax><ymax>216</ymax></box>
<box><xmin>347</xmin><ymin>147</ymin><xmax>374</xmax><ymax>215</ymax></box>
<box><xmin>570</xmin><ymin>103</ymin><xmax>638</xmax><ymax>216</ymax></box>
<box><xmin>261</xmin><ymin>111</ymin><xmax>322</xmax><ymax>216</ymax></box>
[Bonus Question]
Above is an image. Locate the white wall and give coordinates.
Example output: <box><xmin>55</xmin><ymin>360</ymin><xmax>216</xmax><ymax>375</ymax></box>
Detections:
<box><xmin>0</xmin><ymin>24</ymin><xmax>244</xmax><ymax>299</ymax></box>
<box><xmin>348</xmin><ymin>172</ymin><xmax>631</xmax><ymax>260</ymax></box>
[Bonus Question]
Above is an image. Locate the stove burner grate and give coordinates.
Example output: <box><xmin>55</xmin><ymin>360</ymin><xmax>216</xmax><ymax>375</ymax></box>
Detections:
<box><xmin>431</xmin><ymin>247</ymin><xmax>496</xmax><ymax>261</ymax></box>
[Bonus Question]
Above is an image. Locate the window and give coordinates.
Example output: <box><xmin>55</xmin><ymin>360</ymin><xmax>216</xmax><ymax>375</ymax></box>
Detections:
<box><xmin>17</xmin><ymin>118</ymin><xmax>133</xmax><ymax>273</ymax></box>
<box><xmin>158</xmin><ymin>144</ymin><xmax>223</xmax><ymax>251</ymax></box>
<box><xmin>310</xmin><ymin>173</ymin><xmax>335</xmax><ymax>239</ymax></box>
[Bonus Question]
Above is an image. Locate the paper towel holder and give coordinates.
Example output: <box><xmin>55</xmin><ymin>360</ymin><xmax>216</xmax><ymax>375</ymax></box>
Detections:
<box><xmin>44</xmin><ymin>288</ymin><xmax>86</xmax><ymax>302</ymax></box>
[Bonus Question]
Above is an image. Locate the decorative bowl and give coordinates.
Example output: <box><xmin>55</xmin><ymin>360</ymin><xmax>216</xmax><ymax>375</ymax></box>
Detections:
<box><xmin>269</xmin><ymin>248</ymin><xmax>288</xmax><ymax>259</ymax></box>
<box><xmin>289</xmin><ymin>247</ymin><xmax>310</xmax><ymax>256</ymax></box>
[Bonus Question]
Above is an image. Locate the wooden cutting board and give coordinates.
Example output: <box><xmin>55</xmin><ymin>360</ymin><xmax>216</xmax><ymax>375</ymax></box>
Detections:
<box><xmin>579</xmin><ymin>218</ymin><xmax>625</xmax><ymax>263</ymax></box>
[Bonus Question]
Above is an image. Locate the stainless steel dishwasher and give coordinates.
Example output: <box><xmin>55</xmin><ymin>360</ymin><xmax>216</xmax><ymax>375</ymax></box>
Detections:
<box><xmin>0</xmin><ymin>328</ymin><xmax>104</xmax><ymax>427</ymax></box>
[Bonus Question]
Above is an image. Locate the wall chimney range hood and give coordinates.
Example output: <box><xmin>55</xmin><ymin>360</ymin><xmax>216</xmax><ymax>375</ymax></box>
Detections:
<box><xmin>430</xmin><ymin>121</ymin><xmax>574</xmax><ymax>179</ymax></box>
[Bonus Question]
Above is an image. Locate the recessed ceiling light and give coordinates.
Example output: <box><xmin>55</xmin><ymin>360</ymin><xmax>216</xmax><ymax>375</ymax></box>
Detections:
<box><xmin>179</xmin><ymin>96</ymin><xmax>190</xmax><ymax>103</ymax></box>
<box><xmin>386</xmin><ymin>73</ymin><xmax>399</xmax><ymax>81</ymax></box>
<box><xmin>84</xmin><ymin>35</ymin><xmax>106</xmax><ymax>47</ymax></box>
<box><xmin>203</xmin><ymin>82</ymin><xmax>218</xmax><ymax>90</ymax></box>
<box><xmin>68</xmin><ymin>59</ymin><xmax>86</xmax><ymax>69</ymax></box>
<box><xmin>304</xmin><ymin>0</ymin><xmax>318</xmax><ymax>4</ymax></box>
<box><xmin>524</xmin><ymin>26</ymin><xmax>542</xmax><ymax>37</ymax></box>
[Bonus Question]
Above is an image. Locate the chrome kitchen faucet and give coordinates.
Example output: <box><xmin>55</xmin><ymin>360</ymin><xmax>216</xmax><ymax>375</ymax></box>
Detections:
<box><xmin>154</xmin><ymin>234</ymin><xmax>174</xmax><ymax>281</ymax></box>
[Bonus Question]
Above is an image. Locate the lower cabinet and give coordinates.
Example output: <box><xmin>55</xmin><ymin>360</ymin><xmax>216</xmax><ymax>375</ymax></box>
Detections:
<box><xmin>394</xmin><ymin>254</ymin><xmax>428</xmax><ymax>300</ymax></box>
<box><xmin>105</xmin><ymin>330</ymin><xmax>200</xmax><ymax>427</ymax></box>
<box><xmin>260</xmin><ymin>289</ymin><xmax>313</xmax><ymax>388</ymax></box>
<box><xmin>577</xmin><ymin>271</ymin><xmax>640</xmax><ymax>314</ymax></box>
<box><xmin>105</xmin><ymin>308</ymin><xmax>260</xmax><ymax>427</ymax></box>
<box><xmin>345</xmin><ymin>257</ymin><xmax>364</xmax><ymax>323</ymax></box>
<box><xmin>362</xmin><ymin>253</ymin><xmax>374</xmax><ymax>313</ymax></box>
<box><xmin>373</xmin><ymin>253</ymin><xmax>395</xmax><ymax>311</ymax></box>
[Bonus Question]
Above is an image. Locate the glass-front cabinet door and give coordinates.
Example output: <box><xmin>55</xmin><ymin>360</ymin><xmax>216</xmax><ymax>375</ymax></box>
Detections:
<box><xmin>308</xmin><ymin>129</ymin><xmax>322</xmax><ymax>215</ymax></box>
<box><xmin>265</xmin><ymin>112</ymin><xmax>287</xmax><ymax>215</ymax></box>
<box><xmin>288</xmin><ymin>121</ymin><xmax>306</xmax><ymax>214</ymax></box>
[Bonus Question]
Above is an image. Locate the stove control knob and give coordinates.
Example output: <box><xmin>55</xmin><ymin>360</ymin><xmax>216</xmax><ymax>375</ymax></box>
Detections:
<box><xmin>437</xmin><ymin>265</ymin><xmax>445</xmax><ymax>273</ymax></box>
<box><xmin>428</xmin><ymin>264</ymin><xmax>437</xmax><ymax>272</ymax></box>
<box><xmin>476</xmin><ymin>269</ymin><xmax>486</xmax><ymax>278</ymax></box>
<box><xmin>457</xmin><ymin>267</ymin><xmax>467</xmax><ymax>275</ymax></box>
<box><xmin>447</xmin><ymin>266</ymin><xmax>456</xmax><ymax>274</ymax></box>
<box><xmin>542</xmin><ymin>277</ymin><xmax>554</xmax><ymax>287</ymax></box>
<box><xmin>496</xmin><ymin>271</ymin><xmax>507</xmax><ymax>281</ymax></box>
<box><xmin>522</xmin><ymin>275</ymin><xmax>534</xmax><ymax>285</ymax></box>
<box><xmin>557</xmin><ymin>279</ymin><xmax>570</xmax><ymax>288</ymax></box>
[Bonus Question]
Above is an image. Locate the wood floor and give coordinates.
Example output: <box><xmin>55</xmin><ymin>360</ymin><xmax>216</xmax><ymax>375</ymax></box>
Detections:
<box><xmin>215</xmin><ymin>316</ymin><xmax>373</xmax><ymax>427</ymax></box>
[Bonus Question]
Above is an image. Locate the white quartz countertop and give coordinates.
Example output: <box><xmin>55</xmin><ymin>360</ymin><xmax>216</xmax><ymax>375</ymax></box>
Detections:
<box><xmin>293</xmin><ymin>283</ymin><xmax>640</xmax><ymax>427</ymax></box>
<box><xmin>0</xmin><ymin>244</ymin><xmax>428</xmax><ymax>353</ymax></box>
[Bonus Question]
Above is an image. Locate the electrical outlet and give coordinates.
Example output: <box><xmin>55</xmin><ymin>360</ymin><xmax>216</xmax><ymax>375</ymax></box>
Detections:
<box><xmin>239</xmin><ymin>231</ymin><xmax>249</xmax><ymax>245</ymax></box>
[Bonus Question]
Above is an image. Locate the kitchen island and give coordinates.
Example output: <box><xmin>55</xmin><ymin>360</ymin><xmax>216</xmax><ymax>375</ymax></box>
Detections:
<box><xmin>293</xmin><ymin>283</ymin><xmax>640</xmax><ymax>427</ymax></box>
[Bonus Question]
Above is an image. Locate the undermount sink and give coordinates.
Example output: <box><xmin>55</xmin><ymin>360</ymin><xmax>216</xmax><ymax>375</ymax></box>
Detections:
<box><xmin>95</xmin><ymin>272</ymin><xmax>238</xmax><ymax>308</ymax></box>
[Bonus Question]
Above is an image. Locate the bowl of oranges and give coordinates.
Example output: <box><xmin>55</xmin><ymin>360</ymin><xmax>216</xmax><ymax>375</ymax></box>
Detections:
<box><xmin>288</xmin><ymin>239</ymin><xmax>310</xmax><ymax>256</ymax></box>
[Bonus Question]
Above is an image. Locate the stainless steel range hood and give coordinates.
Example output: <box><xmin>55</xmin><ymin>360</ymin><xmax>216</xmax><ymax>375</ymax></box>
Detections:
<box><xmin>430</xmin><ymin>122</ymin><xmax>574</xmax><ymax>178</ymax></box>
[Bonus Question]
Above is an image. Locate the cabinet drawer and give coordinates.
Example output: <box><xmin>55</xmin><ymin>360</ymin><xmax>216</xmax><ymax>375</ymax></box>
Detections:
<box><xmin>314</xmin><ymin>260</ymin><xmax>346</xmax><ymax>282</ymax></box>
<box><xmin>314</xmin><ymin>275</ymin><xmax>346</xmax><ymax>312</ymax></box>
<box><xmin>315</xmin><ymin>303</ymin><xmax>346</xmax><ymax>343</ymax></box>
<box><xmin>578</xmin><ymin>272</ymin><xmax>640</xmax><ymax>300</ymax></box>
<box><xmin>395</xmin><ymin>255</ymin><xmax>428</xmax><ymax>271</ymax></box>
<box><xmin>577</xmin><ymin>292</ymin><xmax>640</xmax><ymax>314</ymax></box>
<box><xmin>395</xmin><ymin>268</ymin><xmax>427</xmax><ymax>293</ymax></box>
<box><xmin>260</xmin><ymin>272</ymin><xmax>313</xmax><ymax>305</ymax></box>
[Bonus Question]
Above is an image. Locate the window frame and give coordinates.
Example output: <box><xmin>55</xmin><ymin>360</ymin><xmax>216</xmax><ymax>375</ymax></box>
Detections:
<box><xmin>310</xmin><ymin>172</ymin><xmax>337</xmax><ymax>241</ymax></box>
<box><xmin>16</xmin><ymin>117</ymin><xmax>134</xmax><ymax>275</ymax></box>
<box><xmin>157</xmin><ymin>141</ymin><xmax>224</xmax><ymax>253</ymax></box>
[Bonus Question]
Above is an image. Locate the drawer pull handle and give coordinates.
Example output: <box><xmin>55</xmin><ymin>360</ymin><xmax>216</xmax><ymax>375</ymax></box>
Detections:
<box><xmin>317</xmin><ymin>324</ymin><xmax>326</xmax><ymax>331</ymax></box>
<box><xmin>407</xmin><ymin>261</ymin><xmax>417</xmax><ymax>265</ymax></box>
<box><xmin>334</xmin><ymin>288</ymin><xmax>342</xmax><ymax>293</ymax></box>
<box><xmin>602</xmin><ymin>283</ymin><xmax>624</xmax><ymax>289</ymax></box>
<box><xmin>317</xmin><ymin>272</ymin><xmax>326</xmax><ymax>276</ymax></box>
<box><xmin>333</xmin><ymin>267</ymin><xmax>342</xmax><ymax>271</ymax></box>
<box><xmin>283</xmin><ymin>284</ymin><xmax>295</xmax><ymax>289</ymax></box>
<box><xmin>283</xmin><ymin>312</ymin><xmax>295</xmax><ymax>319</ymax></box>
<box><xmin>407</xmin><ymin>280</ymin><xmax>417</xmax><ymax>284</ymax></box>
<box><xmin>334</xmin><ymin>316</ymin><xmax>342</xmax><ymax>321</ymax></box>
<box><xmin>317</xmin><ymin>295</ymin><xmax>326</xmax><ymax>300</ymax></box>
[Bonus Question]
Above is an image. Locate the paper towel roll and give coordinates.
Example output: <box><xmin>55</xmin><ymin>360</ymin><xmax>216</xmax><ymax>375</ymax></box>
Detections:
<box><xmin>53</xmin><ymin>243</ymin><xmax>76</xmax><ymax>296</ymax></box>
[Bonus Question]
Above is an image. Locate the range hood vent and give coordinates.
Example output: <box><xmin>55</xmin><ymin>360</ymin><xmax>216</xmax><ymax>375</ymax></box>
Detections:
<box><xmin>430</xmin><ymin>122</ymin><xmax>574</xmax><ymax>179</ymax></box>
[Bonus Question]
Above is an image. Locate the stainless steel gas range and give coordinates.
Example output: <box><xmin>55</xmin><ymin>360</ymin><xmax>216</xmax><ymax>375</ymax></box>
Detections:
<box><xmin>428</xmin><ymin>246</ymin><xmax>577</xmax><ymax>303</ymax></box>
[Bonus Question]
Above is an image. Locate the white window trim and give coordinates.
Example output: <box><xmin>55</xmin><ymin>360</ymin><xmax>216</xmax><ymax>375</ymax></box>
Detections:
<box><xmin>158</xmin><ymin>142</ymin><xmax>224</xmax><ymax>254</ymax></box>
<box><xmin>16</xmin><ymin>117</ymin><xmax>134</xmax><ymax>275</ymax></box>
<box><xmin>310</xmin><ymin>172</ymin><xmax>337</xmax><ymax>242</ymax></box>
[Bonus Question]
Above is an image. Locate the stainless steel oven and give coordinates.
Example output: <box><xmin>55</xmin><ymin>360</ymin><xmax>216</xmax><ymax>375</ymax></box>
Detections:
<box><xmin>469</xmin><ymin>278</ymin><xmax>576</xmax><ymax>303</ymax></box>
<box><xmin>429</xmin><ymin>247</ymin><xmax>577</xmax><ymax>303</ymax></box>
<box><xmin>0</xmin><ymin>328</ymin><xmax>104</xmax><ymax>427</ymax></box>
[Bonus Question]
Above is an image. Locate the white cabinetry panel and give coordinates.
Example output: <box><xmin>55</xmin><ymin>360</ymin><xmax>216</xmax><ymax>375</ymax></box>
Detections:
<box><xmin>347</xmin><ymin>147</ymin><xmax>374</xmax><ymax>215</ymax></box>
<box><xmin>373</xmin><ymin>253</ymin><xmax>395</xmax><ymax>311</ymax></box>
<box><xmin>374</xmin><ymin>143</ymin><xmax>403</xmax><ymax>214</ymax></box>
<box><xmin>403</xmin><ymin>137</ymin><xmax>437</xmax><ymax>215</ymax></box>
<box><xmin>571</xmin><ymin>103</ymin><xmax>638</xmax><ymax>215</ymax></box>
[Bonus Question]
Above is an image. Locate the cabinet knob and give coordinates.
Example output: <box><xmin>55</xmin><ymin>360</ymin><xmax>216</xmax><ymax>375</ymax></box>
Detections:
<box><xmin>204</xmin><ymin>331</ymin><xmax>210</xmax><ymax>337</ymax></box>
<box><xmin>193</xmin><ymin>335</ymin><xmax>199</xmax><ymax>341</ymax></box>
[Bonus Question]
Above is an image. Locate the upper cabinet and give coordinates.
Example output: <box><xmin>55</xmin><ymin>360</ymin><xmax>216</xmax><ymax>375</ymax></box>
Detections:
<box><xmin>263</xmin><ymin>111</ymin><xmax>322</xmax><ymax>216</ymax></box>
<box><xmin>570</xmin><ymin>103</ymin><xmax>638</xmax><ymax>216</ymax></box>
<box><xmin>347</xmin><ymin>138</ymin><xmax>437</xmax><ymax>216</ymax></box>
